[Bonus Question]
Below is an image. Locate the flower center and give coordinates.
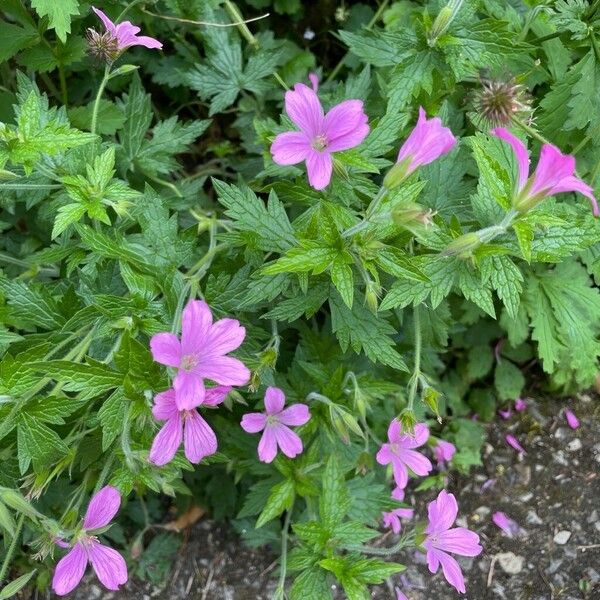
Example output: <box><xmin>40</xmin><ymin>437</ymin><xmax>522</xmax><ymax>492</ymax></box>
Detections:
<box><xmin>266</xmin><ymin>414</ymin><xmax>280</xmax><ymax>426</ymax></box>
<box><xmin>311</xmin><ymin>134</ymin><xmax>328</xmax><ymax>151</ymax></box>
<box><xmin>180</xmin><ymin>354</ymin><xmax>198</xmax><ymax>371</ymax></box>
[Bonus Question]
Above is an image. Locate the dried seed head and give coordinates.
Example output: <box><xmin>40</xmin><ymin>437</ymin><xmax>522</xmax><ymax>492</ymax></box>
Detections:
<box><xmin>86</xmin><ymin>28</ymin><xmax>120</xmax><ymax>62</ymax></box>
<box><xmin>473</xmin><ymin>75</ymin><xmax>532</xmax><ymax>128</ymax></box>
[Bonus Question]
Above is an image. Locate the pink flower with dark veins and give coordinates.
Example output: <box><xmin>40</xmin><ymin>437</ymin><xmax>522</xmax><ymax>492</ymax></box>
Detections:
<box><xmin>241</xmin><ymin>387</ymin><xmax>310</xmax><ymax>463</ymax></box>
<box><xmin>424</xmin><ymin>490</ymin><xmax>483</xmax><ymax>594</ymax></box>
<box><xmin>271</xmin><ymin>74</ymin><xmax>369</xmax><ymax>190</ymax></box>
<box><xmin>149</xmin><ymin>386</ymin><xmax>231</xmax><ymax>466</ymax></box>
<box><xmin>92</xmin><ymin>7</ymin><xmax>162</xmax><ymax>51</ymax></box>
<box><xmin>505</xmin><ymin>433</ymin><xmax>526</xmax><ymax>454</ymax></box>
<box><xmin>492</xmin><ymin>127</ymin><xmax>599</xmax><ymax>216</ymax></box>
<box><xmin>565</xmin><ymin>409</ymin><xmax>580</xmax><ymax>429</ymax></box>
<box><xmin>376</xmin><ymin>420</ymin><xmax>432</xmax><ymax>489</ymax></box>
<box><xmin>52</xmin><ymin>486</ymin><xmax>127</xmax><ymax>596</ymax></box>
<box><xmin>150</xmin><ymin>300</ymin><xmax>250</xmax><ymax>411</ymax></box>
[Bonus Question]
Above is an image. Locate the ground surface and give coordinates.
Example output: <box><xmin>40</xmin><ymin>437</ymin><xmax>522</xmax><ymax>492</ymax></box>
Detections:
<box><xmin>41</xmin><ymin>394</ymin><xmax>599</xmax><ymax>600</ymax></box>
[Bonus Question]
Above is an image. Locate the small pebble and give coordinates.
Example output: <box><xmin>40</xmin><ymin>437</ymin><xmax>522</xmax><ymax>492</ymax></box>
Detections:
<box><xmin>553</xmin><ymin>530</ymin><xmax>571</xmax><ymax>545</ymax></box>
<box><xmin>526</xmin><ymin>510</ymin><xmax>543</xmax><ymax>526</ymax></box>
<box><xmin>566</xmin><ymin>438</ymin><xmax>582</xmax><ymax>452</ymax></box>
<box><xmin>496</xmin><ymin>552</ymin><xmax>525</xmax><ymax>575</ymax></box>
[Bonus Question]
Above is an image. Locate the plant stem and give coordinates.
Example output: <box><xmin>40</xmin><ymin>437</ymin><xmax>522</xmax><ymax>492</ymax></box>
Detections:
<box><xmin>326</xmin><ymin>0</ymin><xmax>390</xmax><ymax>83</ymax></box>
<box><xmin>224</xmin><ymin>1</ymin><xmax>259</xmax><ymax>48</ymax></box>
<box><xmin>274</xmin><ymin>504</ymin><xmax>294</xmax><ymax>598</ymax></box>
<box><xmin>0</xmin><ymin>183</ymin><xmax>62</xmax><ymax>190</ymax></box>
<box><xmin>407</xmin><ymin>305</ymin><xmax>422</xmax><ymax>413</ymax></box>
<box><xmin>531</xmin><ymin>31</ymin><xmax>562</xmax><ymax>44</ymax></box>
<box><xmin>273</xmin><ymin>72</ymin><xmax>289</xmax><ymax>90</ymax></box>
<box><xmin>341</xmin><ymin>187</ymin><xmax>387</xmax><ymax>238</ymax></box>
<box><xmin>511</xmin><ymin>116</ymin><xmax>552</xmax><ymax>147</ymax></box>
<box><xmin>343</xmin><ymin>532</ymin><xmax>413</xmax><ymax>556</ymax></box>
<box><xmin>91</xmin><ymin>65</ymin><xmax>111</xmax><ymax>138</ymax></box>
<box><xmin>0</xmin><ymin>514</ymin><xmax>25</xmax><ymax>584</ymax></box>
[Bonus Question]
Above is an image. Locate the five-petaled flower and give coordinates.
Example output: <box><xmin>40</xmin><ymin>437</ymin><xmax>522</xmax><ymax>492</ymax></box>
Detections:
<box><xmin>270</xmin><ymin>74</ymin><xmax>369</xmax><ymax>190</ymax></box>
<box><xmin>91</xmin><ymin>7</ymin><xmax>162</xmax><ymax>54</ymax></box>
<box><xmin>424</xmin><ymin>490</ymin><xmax>482</xmax><ymax>594</ymax></box>
<box><xmin>376</xmin><ymin>420</ymin><xmax>432</xmax><ymax>490</ymax></box>
<box><xmin>241</xmin><ymin>386</ymin><xmax>310</xmax><ymax>463</ymax></box>
<box><xmin>492</xmin><ymin>127</ymin><xmax>599</xmax><ymax>216</ymax></box>
<box><xmin>384</xmin><ymin>107</ymin><xmax>456</xmax><ymax>189</ymax></box>
<box><xmin>52</xmin><ymin>486</ymin><xmax>127</xmax><ymax>596</ymax></box>
<box><xmin>149</xmin><ymin>386</ymin><xmax>231</xmax><ymax>466</ymax></box>
<box><xmin>150</xmin><ymin>300</ymin><xmax>250</xmax><ymax>411</ymax></box>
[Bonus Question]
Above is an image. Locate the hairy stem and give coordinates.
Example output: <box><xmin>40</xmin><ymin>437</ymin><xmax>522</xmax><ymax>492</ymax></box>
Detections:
<box><xmin>91</xmin><ymin>65</ymin><xmax>111</xmax><ymax>138</ymax></box>
<box><xmin>407</xmin><ymin>305</ymin><xmax>422</xmax><ymax>413</ymax></box>
<box><xmin>274</xmin><ymin>503</ymin><xmax>294</xmax><ymax>599</ymax></box>
<box><xmin>0</xmin><ymin>514</ymin><xmax>25</xmax><ymax>584</ymax></box>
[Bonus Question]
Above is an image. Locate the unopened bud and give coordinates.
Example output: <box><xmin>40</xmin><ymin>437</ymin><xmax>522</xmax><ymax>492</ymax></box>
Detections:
<box><xmin>329</xmin><ymin>404</ymin><xmax>363</xmax><ymax>444</ymax></box>
<box><xmin>365</xmin><ymin>280</ymin><xmax>381</xmax><ymax>314</ymax></box>
<box><xmin>442</xmin><ymin>232</ymin><xmax>481</xmax><ymax>256</ymax></box>
<box><xmin>392</xmin><ymin>203</ymin><xmax>436</xmax><ymax>227</ymax></box>
<box><xmin>0</xmin><ymin>489</ymin><xmax>42</xmax><ymax>520</ymax></box>
<box><xmin>423</xmin><ymin>387</ymin><xmax>442</xmax><ymax>424</ymax></box>
<box><xmin>428</xmin><ymin>0</ymin><xmax>463</xmax><ymax>47</ymax></box>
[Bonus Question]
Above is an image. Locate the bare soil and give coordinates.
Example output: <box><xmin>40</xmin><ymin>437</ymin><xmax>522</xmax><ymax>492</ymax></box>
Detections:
<box><xmin>58</xmin><ymin>394</ymin><xmax>600</xmax><ymax>599</ymax></box>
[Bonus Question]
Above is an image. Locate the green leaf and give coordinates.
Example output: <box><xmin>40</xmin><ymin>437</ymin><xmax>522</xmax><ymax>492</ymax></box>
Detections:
<box><xmin>482</xmin><ymin>256</ymin><xmax>523</xmax><ymax>320</ymax></box>
<box><xmin>339</xmin><ymin>29</ymin><xmax>416</xmax><ymax>67</ymax></box>
<box><xmin>31</xmin><ymin>0</ymin><xmax>79</xmax><ymax>41</ymax></box>
<box><xmin>52</xmin><ymin>203</ymin><xmax>86</xmax><ymax>238</ymax></box>
<box><xmin>289</xmin><ymin>568</ymin><xmax>332</xmax><ymax>600</ymax></box>
<box><xmin>513</xmin><ymin>220</ymin><xmax>533</xmax><ymax>262</ymax></box>
<box><xmin>329</xmin><ymin>291</ymin><xmax>408</xmax><ymax>371</ymax></box>
<box><xmin>494</xmin><ymin>360</ymin><xmax>525</xmax><ymax>401</ymax></box>
<box><xmin>255</xmin><ymin>478</ymin><xmax>294</xmax><ymax>528</ymax></box>
<box><xmin>330</xmin><ymin>256</ymin><xmax>354</xmax><ymax>308</ymax></box>
<box><xmin>98</xmin><ymin>388</ymin><xmax>127</xmax><ymax>451</ymax></box>
<box><xmin>0</xmin><ymin>22</ymin><xmax>38</xmax><ymax>62</ymax></box>
<box><xmin>0</xmin><ymin>570</ymin><xmax>37</xmax><ymax>599</ymax></box>
<box><xmin>29</xmin><ymin>360</ymin><xmax>123</xmax><ymax>391</ymax></box>
<box><xmin>69</xmin><ymin>100</ymin><xmax>125</xmax><ymax>135</ymax></box>
<box><xmin>214</xmin><ymin>180</ymin><xmax>296</xmax><ymax>253</ymax></box>
<box><xmin>466</xmin><ymin>344</ymin><xmax>494</xmax><ymax>380</ymax></box>
<box><xmin>17</xmin><ymin>414</ymin><xmax>69</xmax><ymax>473</ymax></box>
<box><xmin>319</xmin><ymin>455</ymin><xmax>349</xmax><ymax>528</ymax></box>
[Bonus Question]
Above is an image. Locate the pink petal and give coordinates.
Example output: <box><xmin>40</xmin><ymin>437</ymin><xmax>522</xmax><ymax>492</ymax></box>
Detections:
<box><xmin>183</xmin><ymin>411</ymin><xmax>217</xmax><ymax>463</ymax></box>
<box><xmin>437</xmin><ymin>528</ymin><xmax>482</xmax><ymax>556</ymax></box>
<box><xmin>383</xmin><ymin>511</ymin><xmax>402</xmax><ymax>534</ymax></box>
<box><xmin>197</xmin><ymin>356</ymin><xmax>251</xmax><ymax>386</ymax></box>
<box><xmin>399</xmin><ymin>448</ymin><xmax>433</xmax><ymax>477</ymax></box>
<box><xmin>83</xmin><ymin>486</ymin><xmax>121</xmax><ymax>530</ymax></box>
<box><xmin>547</xmin><ymin>175</ymin><xmax>599</xmax><ymax>216</ymax></box>
<box><xmin>565</xmin><ymin>409</ymin><xmax>580</xmax><ymax>429</ymax></box>
<box><xmin>505</xmin><ymin>433</ymin><xmax>526</xmax><ymax>454</ymax></box>
<box><xmin>436</xmin><ymin>550</ymin><xmax>466</xmax><ymax>594</ymax></box>
<box><xmin>92</xmin><ymin>7</ymin><xmax>117</xmax><ymax>36</ymax></box>
<box><xmin>305</xmin><ymin>150</ymin><xmax>333</xmax><ymax>190</ymax></box>
<box><xmin>52</xmin><ymin>544</ymin><xmax>88</xmax><ymax>596</ymax></box>
<box><xmin>203</xmin><ymin>385</ymin><xmax>232</xmax><ymax>406</ymax></box>
<box><xmin>257</xmin><ymin>426</ymin><xmax>278</xmax><ymax>463</ymax></box>
<box><xmin>114</xmin><ymin>21</ymin><xmax>141</xmax><ymax>48</ymax></box>
<box><xmin>278</xmin><ymin>403</ymin><xmax>310</xmax><ymax>426</ymax></box>
<box><xmin>204</xmin><ymin>318</ymin><xmax>246</xmax><ymax>356</ymax></box>
<box><xmin>271</xmin><ymin>131</ymin><xmax>311</xmax><ymax>165</ymax></box>
<box><xmin>391</xmin><ymin>459</ymin><xmax>409</xmax><ymax>489</ymax></box>
<box><xmin>492</xmin><ymin>127</ymin><xmax>530</xmax><ymax>191</ymax></box>
<box><xmin>274</xmin><ymin>423</ymin><xmax>304</xmax><ymax>459</ymax></box>
<box><xmin>392</xmin><ymin>486</ymin><xmax>405</xmax><ymax>501</ymax></box>
<box><xmin>395</xmin><ymin>587</ymin><xmax>409</xmax><ymax>600</ymax></box>
<box><xmin>149</xmin><ymin>333</ymin><xmax>181</xmax><ymax>367</ymax></box>
<box><xmin>426</xmin><ymin>490</ymin><xmax>458</xmax><ymax>534</ymax></box>
<box><xmin>308</xmin><ymin>72</ymin><xmax>319</xmax><ymax>92</ymax></box>
<box><xmin>434</xmin><ymin>440</ymin><xmax>456</xmax><ymax>464</ymax></box>
<box><xmin>284</xmin><ymin>83</ymin><xmax>324</xmax><ymax>138</ymax></box>
<box><xmin>387</xmin><ymin>419</ymin><xmax>402</xmax><ymax>443</ymax></box>
<box><xmin>323</xmin><ymin>100</ymin><xmax>369</xmax><ymax>152</ymax></box>
<box><xmin>264</xmin><ymin>386</ymin><xmax>286</xmax><ymax>414</ymax></box>
<box><xmin>149</xmin><ymin>414</ymin><xmax>183</xmax><ymax>466</ymax></box>
<box><xmin>426</xmin><ymin>545</ymin><xmax>441</xmax><ymax>574</ymax></box>
<box><xmin>499</xmin><ymin>408</ymin><xmax>512</xmax><ymax>420</ymax></box>
<box><xmin>398</xmin><ymin>107</ymin><xmax>456</xmax><ymax>174</ymax></box>
<box><xmin>181</xmin><ymin>300</ymin><xmax>212</xmax><ymax>355</ymax></box>
<box><xmin>131</xmin><ymin>35</ymin><xmax>162</xmax><ymax>49</ymax></box>
<box><xmin>241</xmin><ymin>412</ymin><xmax>267</xmax><ymax>433</ymax></box>
<box><xmin>152</xmin><ymin>389</ymin><xmax>179</xmax><ymax>421</ymax></box>
<box><xmin>407</xmin><ymin>422</ymin><xmax>430</xmax><ymax>448</ymax></box>
<box><xmin>376</xmin><ymin>443</ymin><xmax>394</xmax><ymax>466</ymax></box>
<box><xmin>514</xmin><ymin>398</ymin><xmax>527</xmax><ymax>412</ymax></box>
<box><xmin>173</xmin><ymin>370</ymin><xmax>205</xmax><ymax>410</ymax></box>
<box><xmin>88</xmin><ymin>541</ymin><xmax>128</xmax><ymax>591</ymax></box>
<box><xmin>530</xmin><ymin>144</ymin><xmax>575</xmax><ymax>197</ymax></box>
<box><xmin>492</xmin><ymin>511</ymin><xmax>520</xmax><ymax>538</ymax></box>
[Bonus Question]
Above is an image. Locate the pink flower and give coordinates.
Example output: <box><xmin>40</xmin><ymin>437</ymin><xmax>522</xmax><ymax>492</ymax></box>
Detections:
<box><xmin>505</xmin><ymin>433</ymin><xmax>526</xmax><ymax>454</ymax></box>
<box><xmin>498</xmin><ymin>407</ymin><xmax>512</xmax><ymax>420</ymax></box>
<box><xmin>492</xmin><ymin>128</ymin><xmax>599</xmax><ymax>216</ymax></box>
<box><xmin>383</xmin><ymin>506</ymin><xmax>414</xmax><ymax>534</ymax></box>
<box><xmin>270</xmin><ymin>74</ymin><xmax>369</xmax><ymax>190</ymax></box>
<box><xmin>52</xmin><ymin>486</ymin><xmax>127</xmax><ymax>596</ymax></box>
<box><xmin>149</xmin><ymin>386</ymin><xmax>230</xmax><ymax>466</ymax></box>
<box><xmin>424</xmin><ymin>490</ymin><xmax>482</xmax><ymax>594</ymax></box>
<box><xmin>392</xmin><ymin>486</ymin><xmax>405</xmax><ymax>501</ymax></box>
<box><xmin>434</xmin><ymin>440</ymin><xmax>456</xmax><ymax>467</ymax></box>
<box><xmin>396</xmin><ymin>107</ymin><xmax>457</xmax><ymax>175</ymax></box>
<box><xmin>241</xmin><ymin>387</ymin><xmax>310</xmax><ymax>463</ymax></box>
<box><xmin>92</xmin><ymin>7</ymin><xmax>162</xmax><ymax>51</ymax></box>
<box><xmin>492</xmin><ymin>511</ymin><xmax>521</xmax><ymax>538</ymax></box>
<box><xmin>376</xmin><ymin>420</ymin><xmax>432</xmax><ymax>489</ymax></box>
<box><xmin>150</xmin><ymin>300</ymin><xmax>250</xmax><ymax>411</ymax></box>
<box><xmin>565</xmin><ymin>409</ymin><xmax>580</xmax><ymax>429</ymax></box>
<box><xmin>514</xmin><ymin>398</ymin><xmax>527</xmax><ymax>412</ymax></box>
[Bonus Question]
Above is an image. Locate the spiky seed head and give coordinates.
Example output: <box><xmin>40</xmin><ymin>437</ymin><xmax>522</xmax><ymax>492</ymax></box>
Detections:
<box><xmin>86</xmin><ymin>28</ymin><xmax>120</xmax><ymax>62</ymax></box>
<box><xmin>473</xmin><ymin>75</ymin><xmax>532</xmax><ymax>128</ymax></box>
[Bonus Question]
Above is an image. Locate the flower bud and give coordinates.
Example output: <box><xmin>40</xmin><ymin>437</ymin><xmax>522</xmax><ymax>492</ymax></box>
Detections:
<box><xmin>442</xmin><ymin>232</ymin><xmax>482</xmax><ymax>257</ymax></box>
<box><xmin>383</xmin><ymin>159</ymin><xmax>411</xmax><ymax>190</ymax></box>
<box><xmin>392</xmin><ymin>203</ymin><xmax>436</xmax><ymax>227</ymax></box>
<box><xmin>427</xmin><ymin>0</ymin><xmax>463</xmax><ymax>47</ymax></box>
<box><xmin>423</xmin><ymin>387</ymin><xmax>442</xmax><ymax>424</ymax></box>
<box><xmin>0</xmin><ymin>488</ymin><xmax>42</xmax><ymax>519</ymax></box>
<box><xmin>365</xmin><ymin>280</ymin><xmax>381</xmax><ymax>314</ymax></box>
